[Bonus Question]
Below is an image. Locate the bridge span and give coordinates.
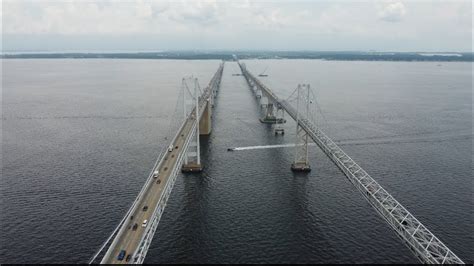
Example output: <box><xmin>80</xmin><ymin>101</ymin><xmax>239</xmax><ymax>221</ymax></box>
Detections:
<box><xmin>238</xmin><ymin>61</ymin><xmax>464</xmax><ymax>264</ymax></box>
<box><xmin>89</xmin><ymin>62</ymin><xmax>224</xmax><ymax>264</ymax></box>
<box><xmin>90</xmin><ymin>60</ymin><xmax>464</xmax><ymax>264</ymax></box>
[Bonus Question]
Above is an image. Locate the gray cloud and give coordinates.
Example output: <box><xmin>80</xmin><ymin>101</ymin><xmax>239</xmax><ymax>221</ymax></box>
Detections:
<box><xmin>1</xmin><ymin>0</ymin><xmax>471</xmax><ymax>52</ymax></box>
<box><xmin>377</xmin><ymin>1</ymin><xmax>407</xmax><ymax>22</ymax></box>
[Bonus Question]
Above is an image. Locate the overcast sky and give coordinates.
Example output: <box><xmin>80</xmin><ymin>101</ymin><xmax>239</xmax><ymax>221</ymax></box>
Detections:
<box><xmin>2</xmin><ymin>0</ymin><xmax>472</xmax><ymax>52</ymax></box>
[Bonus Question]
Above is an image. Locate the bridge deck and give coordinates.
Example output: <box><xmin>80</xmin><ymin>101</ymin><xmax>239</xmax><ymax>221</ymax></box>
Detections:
<box><xmin>103</xmin><ymin>118</ymin><xmax>194</xmax><ymax>264</ymax></box>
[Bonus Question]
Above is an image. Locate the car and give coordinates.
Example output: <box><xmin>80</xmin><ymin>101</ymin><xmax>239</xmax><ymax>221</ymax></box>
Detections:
<box><xmin>117</xmin><ymin>250</ymin><xmax>126</xmax><ymax>261</ymax></box>
<box><xmin>168</xmin><ymin>145</ymin><xmax>173</xmax><ymax>152</ymax></box>
<box><xmin>132</xmin><ymin>223</ymin><xmax>138</xmax><ymax>231</ymax></box>
<box><xmin>126</xmin><ymin>254</ymin><xmax>132</xmax><ymax>262</ymax></box>
<box><xmin>142</xmin><ymin>219</ymin><xmax>148</xmax><ymax>227</ymax></box>
<box><xmin>156</xmin><ymin>179</ymin><xmax>161</xmax><ymax>184</ymax></box>
<box><xmin>175</xmin><ymin>145</ymin><xmax>179</xmax><ymax>149</ymax></box>
<box><xmin>143</xmin><ymin>205</ymin><xmax>148</xmax><ymax>211</ymax></box>
<box><xmin>153</xmin><ymin>170</ymin><xmax>159</xmax><ymax>178</ymax></box>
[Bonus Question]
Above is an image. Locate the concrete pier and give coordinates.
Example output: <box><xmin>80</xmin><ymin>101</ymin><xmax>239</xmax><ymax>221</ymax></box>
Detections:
<box><xmin>181</xmin><ymin>163</ymin><xmax>203</xmax><ymax>173</ymax></box>
<box><xmin>291</xmin><ymin>162</ymin><xmax>311</xmax><ymax>172</ymax></box>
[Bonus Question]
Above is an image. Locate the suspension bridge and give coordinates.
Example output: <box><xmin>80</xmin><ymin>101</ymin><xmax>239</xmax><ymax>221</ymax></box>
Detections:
<box><xmin>89</xmin><ymin>61</ymin><xmax>464</xmax><ymax>264</ymax></box>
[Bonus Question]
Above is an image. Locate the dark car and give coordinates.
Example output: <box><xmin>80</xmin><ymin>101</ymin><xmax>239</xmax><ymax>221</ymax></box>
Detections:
<box><xmin>132</xmin><ymin>223</ymin><xmax>138</xmax><ymax>231</ymax></box>
<box><xmin>117</xmin><ymin>250</ymin><xmax>126</xmax><ymax>261</ymax></box>
<box><xmin>143</xmin><ymin>205</ymin><xmax>148</xmax><ymax>211</ymax></box>
<box><xmin>126</xmin><ymin>254</ymin><xmax>132</xmax><ymax>262</ymax></box>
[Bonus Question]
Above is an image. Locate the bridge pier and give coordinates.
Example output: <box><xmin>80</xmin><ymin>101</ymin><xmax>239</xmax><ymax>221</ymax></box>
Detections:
<box><xmin>274</xmin><ymin>106</ymin><xmax>285</xmax><ymax>135</ymax></box>
<box><xmin>291</xmin><ymin>124</ymin><xmax>311</xmax><ymax>172</ymax></box>
<box><xmin>181</xmin><ymin>62</ymin><xmax>224</xmax><ymax>173</ymax></box>
<box><xmin>181</xmin><ymin>162</ymin><xmax>203</xmax><ymax>173</ymax></box>
<box><xmin>260</xmin><ymin>99</ymin><xmax>286</xmax><ymax>125</ymax></box>
<box><xmin>291</xmin><ymin>84</ymin><xmax>311</xmax><ymax>172</ymax></box>
<box><xmin>199</xmin><ymin>100</ymin><xmax>212</xmax><ymax>135</ymax></box>
<box><xmin>182</xmin><ymin>77</ymin><xmax>203</xmax><ymax>173</ymax></box>
<box><xmin>256</xmin><ymin>87</ymin><xmax>262</xmax><ymax>98</ymax></box>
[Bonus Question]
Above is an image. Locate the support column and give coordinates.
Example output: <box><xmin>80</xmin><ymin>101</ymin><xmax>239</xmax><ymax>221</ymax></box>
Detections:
<box><xmin>199</xmin><ymin>100</ymin><xmax>212</xmax><ymax>135</ymax></box>
<box><xmin>274</xmin><ymin>106</ymin><xmax>285</xmax><ymax>135</ymax></box>
<box><xmin>255</xmin><ymin>86</ymin><xmax>262</xmax><ymax>98</ymax></box>
<box><xmin>260</xmin><ymin>98</ymin><xmax>286</xmax><ymax>124</ymax></box>
<box><xmin>182</xmin><ymin>78</ymin><xmax>203</xmax><ymax>173</ymax></box>
<box><xmin>291</xmin><ymin>84</ymin><xmax>311</xmax><ymax>172</ymax></box>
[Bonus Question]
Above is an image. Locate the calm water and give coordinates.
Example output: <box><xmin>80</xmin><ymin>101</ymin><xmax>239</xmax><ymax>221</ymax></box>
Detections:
<box><xmin>1</xmin><ymin>59</ymin><xmax>472</xmax><ymax>263</ymax></box>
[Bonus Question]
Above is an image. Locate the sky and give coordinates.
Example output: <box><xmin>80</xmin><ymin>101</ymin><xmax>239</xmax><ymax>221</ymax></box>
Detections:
<box><xmin>1</xmin><ymin>0</ymin><xmax>472</xmax><ymax>52</ymax></box>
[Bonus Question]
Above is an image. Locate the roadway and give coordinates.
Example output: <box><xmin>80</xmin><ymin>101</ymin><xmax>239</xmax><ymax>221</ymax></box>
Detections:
<box><xmin>103</xmin><ymin>116</ymin><xmax>195</xmax><ymax>264</ymax></box>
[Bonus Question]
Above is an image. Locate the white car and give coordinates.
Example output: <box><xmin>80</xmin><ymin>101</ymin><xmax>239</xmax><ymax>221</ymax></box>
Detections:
<box><xmin>142</xmin><ymin>219</ymin><xmax>148</xmax><ymax>228</ymax></box>
<box><xmin>168</xmin><ymin>145</ymin><xmax>173</xmax><ymax>152</ymax></box>
<box><xmin>153</xmin><ymin>170</ymin><xmax>159</xmax><ymax>178</ymax></box>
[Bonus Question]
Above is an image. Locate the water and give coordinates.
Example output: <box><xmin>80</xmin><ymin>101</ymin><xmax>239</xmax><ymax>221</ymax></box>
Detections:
<box><xmin>1</xmin><ymin>59</ymin><xmax>472</xmax><ymax>263</ymax></box>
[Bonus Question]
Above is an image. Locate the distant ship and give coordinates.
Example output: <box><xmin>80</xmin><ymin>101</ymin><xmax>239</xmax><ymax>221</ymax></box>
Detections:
<box><xmin>258</xmin><ymin>67</ymin><xmax>268</xmax><ymax>77</ymax></box>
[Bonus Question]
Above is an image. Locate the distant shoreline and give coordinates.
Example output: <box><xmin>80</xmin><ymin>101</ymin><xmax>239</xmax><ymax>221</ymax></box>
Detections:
<box><xmin>2</xmin><ymin>51</ymin><xmax>472</xmax><ymax>62</ymax></box>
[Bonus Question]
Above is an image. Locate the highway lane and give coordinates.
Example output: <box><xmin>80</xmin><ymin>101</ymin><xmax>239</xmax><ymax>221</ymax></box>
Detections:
<box><xmin>103</xmin><ymin>117</ymin><xmax>195</xmax><ymax>264</ymax></box>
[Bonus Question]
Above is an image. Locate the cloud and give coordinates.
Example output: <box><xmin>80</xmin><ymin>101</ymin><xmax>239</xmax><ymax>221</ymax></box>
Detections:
<box><xmin>168</xmin><ymin>1</ymin><xmax>220</xmax><ymax>26</ymax></box>
<box><xmin>377</xmin><ymin>1</ymin><xmax>407</xmax><ymax>22</ymax></box>
<box><xmin>1</xmin><ymin>1</ymin><xmax>470</xmax><ymax>52</ymax></box>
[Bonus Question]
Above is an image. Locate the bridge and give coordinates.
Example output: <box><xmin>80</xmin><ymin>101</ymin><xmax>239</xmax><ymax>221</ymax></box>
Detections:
<box><xmin>237</xmin><ymin>62</ymin><xmax>464</xmax><ymax>264</ymax></box>
<box><xmin>89</xmin><ymin>62</ymin><xmax>224</xmax><ymax>264</ymax></box>
<box><xmin>90</xmin><ymin>60</ymin><xmax>464</xmax><ymax>264</ymax></box>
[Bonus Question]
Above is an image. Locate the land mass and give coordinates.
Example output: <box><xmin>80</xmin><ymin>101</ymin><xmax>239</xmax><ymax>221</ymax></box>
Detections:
<box><xmin>2</xmin><ymin>51</ymin><xmax>472</xmax><ymax>62</ymax></box>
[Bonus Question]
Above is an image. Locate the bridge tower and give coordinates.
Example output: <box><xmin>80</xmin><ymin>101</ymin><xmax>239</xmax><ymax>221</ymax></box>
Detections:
<box><xmin>274</xmin><ymin>104</ymin><xmax>285</xmax><ymax>135</ymax></box>
<box><xmin>182</xmin><ymin>77</ymin><xmax>203</xmax><ymax>173</ymax></box>
<box><xmin>255</xmin><ymin>85</ymin><xmax>262</xmax><ymax>98</ymax></box>
<box><xmin>260</xmin><ymin>97</ymin><xmax>286</xmax><ymax>125</ymax></box>
<box><xmin>291</xmin><ymin>84</ymin><xmax>311</xmax><ymax>172</ymax></box>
